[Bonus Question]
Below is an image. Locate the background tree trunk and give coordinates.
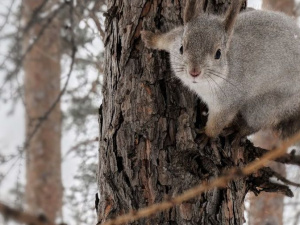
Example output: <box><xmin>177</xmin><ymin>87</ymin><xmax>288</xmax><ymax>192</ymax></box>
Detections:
<box><xmin>23</xmin><ymin>0</ymin><xmax>62</xmax><ymax>221</ymax></box>
<box><xmin>248</xmin><ymin>1</ymin><xmax>296</xmax><ymax>225</ymax></box>
<box><xmin>248</xmin><ymin>163</ymin><xmax>285</xmax><ymax>225</ymax></box>
<box><xmin>98</xmin><ymin>1</ymin><xmax>255</xmax><ymax>224</ymax></box>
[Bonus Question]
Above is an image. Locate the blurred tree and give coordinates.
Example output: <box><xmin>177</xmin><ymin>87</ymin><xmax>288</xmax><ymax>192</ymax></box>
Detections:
<box><xmin>263</xmin><ymin>0</ymin><xmax>296</xmax><ymax>16</ymax></box>
<box><xmin>23</xmin><ymin>0</ymin><xmax>63</xmax><ymax>221</ymax></box>
<box><xmin>0</xmin><ymin>0</ymin><xmax>104</xmax><ymax>224</ymax></box>
<box><xmin>248</xmin><ymin>162</ymin><xmax>286</xmax><ymax>225</ymax></box>
<box><xmin>248</xmin><ymin>1</ymin><xmax>296</xmax><ymax>225</ymax></box>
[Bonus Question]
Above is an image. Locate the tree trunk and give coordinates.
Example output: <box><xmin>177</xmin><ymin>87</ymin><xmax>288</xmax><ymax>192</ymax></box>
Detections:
<box><xmin>23</xmin><ymin>0</ymin><xmax>62</xmax><ymax>222</ymax></box>
<box><xmin>248</xmin><ymin>1</ymin><xmax>296</xmax><ymax>225</ymax></box>
<box><xmin>97</xmin><ymin>1</ymin><xmax>258</xmax><ymax>224</ymax></box>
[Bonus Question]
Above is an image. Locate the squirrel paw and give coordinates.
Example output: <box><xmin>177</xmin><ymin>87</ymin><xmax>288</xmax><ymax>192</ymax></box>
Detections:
<box><xmin>204</xmin><ymin>125</ymin><xmax>221</xmax><ymax>138</ymax></box>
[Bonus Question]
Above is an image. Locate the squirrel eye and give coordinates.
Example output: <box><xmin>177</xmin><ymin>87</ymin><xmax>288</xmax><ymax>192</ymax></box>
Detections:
<box><xmin>215</xmin><ymin>49</ymin><xmax>221</xmax><ymax>59</ymax></box>
<box><xmin>179</xmin><ymin>45</ymin><xmax>183</xmax><ymax>54</ymax></box>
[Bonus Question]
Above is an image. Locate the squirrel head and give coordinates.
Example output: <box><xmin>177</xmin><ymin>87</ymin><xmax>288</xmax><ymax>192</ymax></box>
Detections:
<box><xmin>141</xmin><ymin>0</ymin><xmax>243</xmax><ymax>86</ymax></box>
<box><xmin>180</xmin><ymin>15</ymin><xmax>230</xmax><ymax>84</ymax></box>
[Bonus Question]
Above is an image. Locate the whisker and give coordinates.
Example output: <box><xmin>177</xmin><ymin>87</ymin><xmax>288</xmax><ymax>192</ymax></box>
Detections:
<box><xmin>205</xmin><ymin>76</ymin><xmax>216</xmax><ymax>105</ymax></box>
<box><xmin>171</xmin><ymin>54</ymin><xmax>184</xmax><ymax>61</ymax></box>
<box><xmin>172</xmin><ymin>64</ymin><xmax>185</xmax><ymax>68</ymax></box>
<box><xmin>173</xmin><ymin>69</ymin><xmax>184</xmax><ymax>72</ymax></box>
<box><xmin>172</xmin><ymin>62</ymin><xmax>184</xmax><ymax>67</ymax></box>
<box><xmin>206</xmin><ymin>69</ymin><xmax>242</xmax><ymax>92</ymax></box>
<box><xmin>172</xmin><ymin>67</ymin><xmax>185</xmax><ymax>70</ymax></box>
<box><xmin>207</xmin><ymin>69</ymin><xmax>236</xmax><ymax>81</ymax></box>
<box><xmin>208</xmin><ymin>75</ymin><xmax>228</xmax><ymax>99</ymax></box>
<box><xmin>173</xmin><ymin>66</ymin><xmax>185</xmax><ymax>71</ymax></box>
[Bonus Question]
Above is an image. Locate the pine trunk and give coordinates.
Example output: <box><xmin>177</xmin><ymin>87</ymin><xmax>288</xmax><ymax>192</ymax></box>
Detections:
<box><xmin>23</xmin><ymin>0</ymin><xmax>62</xmax><ymax>221</ymax></box>
<box><xmin>98</xmin><ymin>1</ymin><xmax>250</xmax><ymax>224</ymax></box>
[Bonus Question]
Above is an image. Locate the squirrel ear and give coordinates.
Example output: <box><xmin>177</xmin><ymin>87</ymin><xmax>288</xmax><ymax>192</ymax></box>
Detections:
<box><xmin>141</xmin><ymin>27</ymin><xmax>183</xmax><ymax>52</ymax></box>
<box><xmin>183</xmin><ymin>0</ymin><xmax>204</xmax><ymax>24</ymax></box>
<box><xmin>223</xmin><ymin>0</ymin><xmax>243</xmax><ymax>35</ymax></box>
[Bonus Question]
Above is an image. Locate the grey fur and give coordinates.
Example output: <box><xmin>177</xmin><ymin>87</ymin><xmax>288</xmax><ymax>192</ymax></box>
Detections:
<box><xmin>141</xmin><ymin>4</ymin><xmax>300</xmax><ymax>140</ymax></box>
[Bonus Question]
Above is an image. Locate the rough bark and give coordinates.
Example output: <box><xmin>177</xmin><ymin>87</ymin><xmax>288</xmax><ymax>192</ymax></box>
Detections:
<box><xmin>248</xmin><ymin>1</ymin><xmax>296</xmax><ymax>225</ymax></box>
<box><xmin>97</xmin><ymin>1</ymin><xmax>283</xmax><ymax>225</ymax></box>
<box><xmin>23</xmin><ymin>0</ymin><xmax>62</xmax><ymax>221</ymax></box>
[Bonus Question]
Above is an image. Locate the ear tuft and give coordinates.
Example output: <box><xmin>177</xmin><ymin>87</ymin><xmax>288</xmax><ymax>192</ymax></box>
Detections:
<box><xmin>184</xmin><ymin>0</ymin><xmax>204</xmax><ymax>24</ymax></box>
<box><xmin>141</xmin><ymin>31</ymin><xmax>159</xmax><ymax>49</ymax></box>
<box><xmin>141</xmin><ymin>27</ymin><xmax>183</xmax><ymax>52</ymax></box>
<box><xmin>223</xmin><ymin>0</ymin><xmax>243</xmax><ymax>35</ymax></box>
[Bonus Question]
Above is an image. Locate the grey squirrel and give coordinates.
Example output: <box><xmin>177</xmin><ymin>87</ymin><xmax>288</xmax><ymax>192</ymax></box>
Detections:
<box><xmin>141</xmin><ymin>0</ymin><xmax>300</xmax><ymax>143</ymax></box>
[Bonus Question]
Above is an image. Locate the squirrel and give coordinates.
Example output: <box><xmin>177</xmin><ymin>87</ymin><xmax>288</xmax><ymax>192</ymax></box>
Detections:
<box><xmin>141</xmin><ymin>0</ymin><xmax>300</xmax><ymax>143</ymax></box>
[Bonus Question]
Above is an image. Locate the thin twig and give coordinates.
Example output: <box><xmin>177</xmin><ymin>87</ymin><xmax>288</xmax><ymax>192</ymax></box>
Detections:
<box><xmin>0</xmin><ymin>0</ymin><xmax>16</xmax><ymax>32</ymax></box>
<box><xmin>63</xmin><ymin>137</ymin><xmax>98</xmax><ymax>159</ymax></box>
<box><xmin>101</xmin><ymin>132</ymin><xmax>300</xmax><ymax>225</ymax></box>
<box><xmin>89</xmin><ymin>10</ymin><xmax>105</xmax><ymax>40</ymax></box>
<box><xmin>269</xmin><ymin>168</ymin><xmax>300</xmax><ymax>188</ymax></box>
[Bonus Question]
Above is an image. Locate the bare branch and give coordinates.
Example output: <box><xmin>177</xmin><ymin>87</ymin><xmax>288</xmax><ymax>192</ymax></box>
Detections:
<box><xmin>0</xmin><ymin>202</ymin><xmax>63</xmax><ymax>225</ymax></box>
<box><xmin>63</xmin><ymin>137</ymin><xmax>98</xmax><ymax>159</ymax></box>
<box><xmin>0</xmin><ymin>0</ymin><xmax>16</xmax><ymax>32</ymax></box>
<box><xmin>252</xmin><ymin>147</ymin><xmax>300</xmax><ymax>166</ymax></box>
<box><xmin>266</xmin><ymin>167</ymin><xmax>300</xmax><ymax>188</ymax></box>
<box><xmin>89</xmin><ymin>11</ymin><xmax>105</xmax><ymax>40</ymax></box>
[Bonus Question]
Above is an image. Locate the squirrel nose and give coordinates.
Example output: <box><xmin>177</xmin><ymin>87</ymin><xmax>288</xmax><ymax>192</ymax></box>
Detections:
<box><xmin>189</xmin><ymin>69</ymin><xmax>201</xmax><ymax>77</ymax></box>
